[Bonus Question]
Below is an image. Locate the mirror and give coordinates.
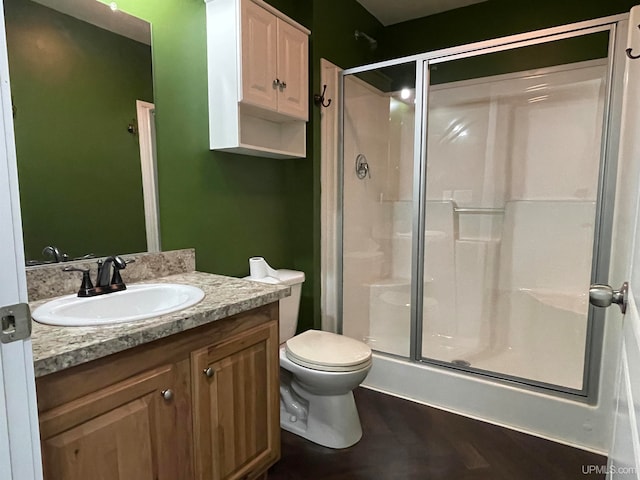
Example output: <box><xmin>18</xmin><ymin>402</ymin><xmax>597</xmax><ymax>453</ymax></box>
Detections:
<box><xmin>4</xmin><ymin>0</ymin><xmax>156</xmax><ymax>265</ymax></box>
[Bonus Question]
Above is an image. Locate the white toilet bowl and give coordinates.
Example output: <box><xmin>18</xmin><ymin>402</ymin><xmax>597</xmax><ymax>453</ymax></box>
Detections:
<box><xmin>279</xmin><ymin>330</ymin><xmax>372</xmax><ymax>449</ymax></box>
<box><xmin>246</xmin><ymin>258</ymin><xmax>372</xmax><ymax>449</ymax></box>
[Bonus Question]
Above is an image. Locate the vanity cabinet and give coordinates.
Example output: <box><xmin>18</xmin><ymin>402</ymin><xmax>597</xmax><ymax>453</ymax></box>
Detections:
<box><xmin>205</xmin><ymin>0</ymin><xmax>310</xmax><ymax>158</ymax></box>
<box><xmin>35</xmin><ymin>304</ymin><xmax>280</xmax><ymax>480</ymax></box>
<box><xmin>38</xmin><ymin>361</ymin><xmax>192</xmax><ymax>480</ymax></box>
<box><xmin>192</xmin><ymin>321</ymin><xmax>279</xmax><ymax>480</ymax></box>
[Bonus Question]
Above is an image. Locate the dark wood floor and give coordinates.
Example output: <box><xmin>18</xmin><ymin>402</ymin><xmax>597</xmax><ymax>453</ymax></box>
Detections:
<box><xmin>269</xmin><ymin>388</ymin><xmax>607</xmax><ymax>480</ymax></box>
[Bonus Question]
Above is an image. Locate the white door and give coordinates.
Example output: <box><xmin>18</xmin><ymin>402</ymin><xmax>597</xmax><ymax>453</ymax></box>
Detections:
<box><xmin>606</xmin><ymin>5</ymin><xmax>640</xmax><ymax>479</ymax></box>
<box><xmin>0</xmin><ymin>0</ymin><xmax>43</xmax><ymax>477</ymax></box>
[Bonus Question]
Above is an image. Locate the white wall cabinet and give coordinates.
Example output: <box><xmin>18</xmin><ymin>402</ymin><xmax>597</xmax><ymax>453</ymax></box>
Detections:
<box><xmin>206</xmin><ymin>0</ymin><xmax>310</xmax><ymax>159</ymax></box>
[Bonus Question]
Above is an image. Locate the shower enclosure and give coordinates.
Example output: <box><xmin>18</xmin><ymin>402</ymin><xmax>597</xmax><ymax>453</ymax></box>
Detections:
<box><xmin>339</xmin><ymin>15</ymin><xmax>625</xmax><ymax>405</ymax></box>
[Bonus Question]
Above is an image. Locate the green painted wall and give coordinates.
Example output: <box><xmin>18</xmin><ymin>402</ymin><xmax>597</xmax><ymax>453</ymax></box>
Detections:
<box><xmin>312</xmin><ymin>0</ymin><xmax>383</xmax><ymax>70</ymax></box>
<box><xmin>6</xmin><ymin>0</ymin><xmax>152</xmax><ymax>262</ymax></box>
<box><xmin>378</xmin><ymin>0</ymin><xmax>637</xmax><ymax>60</ymax></box>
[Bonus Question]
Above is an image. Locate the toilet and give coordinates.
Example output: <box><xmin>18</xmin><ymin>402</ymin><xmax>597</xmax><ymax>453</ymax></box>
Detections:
<box><xmin>247</xmin><ymin>257</ymin><xmax>372</xmax><ymax>449</ymax></box>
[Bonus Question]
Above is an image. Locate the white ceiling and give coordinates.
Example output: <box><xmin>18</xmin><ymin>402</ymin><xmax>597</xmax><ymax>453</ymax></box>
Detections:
<box><xmin>356</xmin><ymin>0</ymin><xmax>488</xmax><ymax>26</ymax></box>
<box><xmin>32</xmin><ymin>0</ymin><xmax>151</xmax><ymax>45</ymax></box>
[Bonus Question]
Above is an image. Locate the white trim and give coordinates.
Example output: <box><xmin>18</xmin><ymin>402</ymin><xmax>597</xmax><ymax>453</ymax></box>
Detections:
<box><xmin>136</xmin><ymin>100</ymin><xmax>161</xmax><ymax>253</ymax></box>
<box><xmin>320</xmin><ymin>59</ymin><xmax>340</xmax><ymax>333</ymax></box>
<box><xmin>0</xmin><ymin>0</ymin><xmax>43</xmax><ymax>476</ymax></box>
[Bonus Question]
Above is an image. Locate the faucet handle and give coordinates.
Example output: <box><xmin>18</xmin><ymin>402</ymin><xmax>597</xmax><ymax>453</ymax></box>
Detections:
<box><xmin>110</xmin><ymin>256</ymin><xmax>133</xmax><ymax>287</ymax></box>
<box><xmin>112</xmin><ymin>255</ymin><xmax>127</xmax><ymax>269</ymax></box>
<box><xmin>63</xmin><ymin>266</ymin><xmax>95</xmax><ymax>297</ymax></box>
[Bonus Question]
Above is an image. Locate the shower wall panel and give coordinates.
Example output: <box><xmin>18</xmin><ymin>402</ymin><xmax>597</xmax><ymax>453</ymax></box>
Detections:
<box><xmin>422</xmin><ymin>59</ymin><xmax>607</xmax><ymax>389</ymax></box>
<box><xmin>342</xmin><ymin>72</ymin><xmax>416</xmax><ymax>355</ymax></box>
<box><xmin>343</xmin><ymin>76</ymin><xmax>393</xmax><ymax>347</ymax></box>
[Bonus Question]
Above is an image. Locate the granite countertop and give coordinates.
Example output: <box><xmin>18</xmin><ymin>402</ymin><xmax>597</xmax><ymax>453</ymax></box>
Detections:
<box><xmin>31</xmin><ymin>271</ymin><xmax>290</xmax><ymax>377</ymax></box>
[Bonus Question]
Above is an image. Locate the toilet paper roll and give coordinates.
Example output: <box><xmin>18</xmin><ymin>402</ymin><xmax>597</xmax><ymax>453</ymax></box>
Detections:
<box><xmin>249</xmin><ymin>256</ymin><xmax>279</xmax><ymax>280</ymax></box>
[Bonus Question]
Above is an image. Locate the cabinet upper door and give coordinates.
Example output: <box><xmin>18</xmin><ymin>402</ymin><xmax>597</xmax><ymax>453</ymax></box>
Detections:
<box><xmin>276</xmin><ymin>18</ymin><xmax>308</xmax><ymax>120</ymax></box>
<box><xmin>38</xmin><ymin>362</ymin><xmax>193</xmax><ymax>480</ymax></box>
<box><xmin>241</xmin><ymin>0</ymin><xmax>278</xmax><ymax>111</ymax></box>
<box><xmin>192</xmin><ymin>321</ymin><xmax>280</xmax><ymax>480</ymax></box>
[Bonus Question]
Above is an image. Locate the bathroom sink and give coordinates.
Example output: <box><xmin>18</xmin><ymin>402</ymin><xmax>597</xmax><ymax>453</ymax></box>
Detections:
<box><xmin>32</xmin><ymin>283</ymin><xmax>205</xmax><ymax>327</ymax></box>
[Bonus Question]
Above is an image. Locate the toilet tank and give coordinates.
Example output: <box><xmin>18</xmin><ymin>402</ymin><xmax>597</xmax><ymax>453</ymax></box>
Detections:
<box><xmin>277</xmin><ymin>270</ymin><xmax>305</xmax><ymax>343</ymax></box>
<box><xmin>245</xmin><ymin>258</ymin><xmax>305</xmax><ymax>344</ymax></box>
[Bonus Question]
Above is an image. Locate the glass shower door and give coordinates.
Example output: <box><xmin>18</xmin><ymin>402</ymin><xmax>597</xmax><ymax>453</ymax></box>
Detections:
<box><xmin>341</xmin><ymin>63</ymin><xmax>417</xmax><ymax>357</ymax></box>
<box><xmin>420</xmin><ymin>31</ymin><xmax>613</xmax><ymax>392</ymax></box>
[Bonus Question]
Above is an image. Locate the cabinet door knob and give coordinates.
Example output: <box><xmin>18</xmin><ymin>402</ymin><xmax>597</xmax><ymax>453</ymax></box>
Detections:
<box><xmin>203</xmin><ymin>367</ymin><xmax>215</xmax><ymax>378</ymax></box>
<box><xmin>273</xmin><ymin>78</ymin><xmax>280</xmax><ymax>88</ymax></box>
<box><xmin>161</xmin><ymin>389</ymin><xmax>174</xmax><ymax>401</ymax></box>
<box><xmin>281</xmin><ymin>81</ymin><xmax>287</xmax><ymax>89</ymax></box>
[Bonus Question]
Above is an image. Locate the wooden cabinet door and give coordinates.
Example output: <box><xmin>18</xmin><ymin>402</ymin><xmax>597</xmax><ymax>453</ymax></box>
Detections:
<box><xmin>39</xmin><ymin>361</ymin><xmax>193</xmax><ymax>480</ymax></box>
<box><xmin>192</xmin><ymin>320</ymin><xmax>279</xmax><ymax>480</ymax></box>
<box><xmin>241</xmin><ymin>0</ymin><xmax>278</xmax><ymax>111</ymax></box>
<box><xmin>276</xmin><ymin>18</ymin><xmax>308</xmax><ymax>120</ymax></box>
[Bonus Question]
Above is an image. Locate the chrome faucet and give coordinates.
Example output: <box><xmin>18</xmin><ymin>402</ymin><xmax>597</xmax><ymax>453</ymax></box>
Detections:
<box><xmin>42</xmin><ymin>245</ymin><xmax>69</xmax><ymax>262</ymax></box>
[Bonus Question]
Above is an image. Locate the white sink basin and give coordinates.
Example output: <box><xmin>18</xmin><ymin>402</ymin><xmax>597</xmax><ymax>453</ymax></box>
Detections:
<box><xmin>32</xmin><ymin>283</ymin><xmax>205</xmax><ymax>327</ymax></box>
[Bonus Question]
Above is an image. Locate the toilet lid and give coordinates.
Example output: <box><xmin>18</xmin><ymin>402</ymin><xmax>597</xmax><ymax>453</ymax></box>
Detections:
<box><xmin>285</xmin><ymin>330</ymin><xmax>372</xmax><ymax>371</ymax></box>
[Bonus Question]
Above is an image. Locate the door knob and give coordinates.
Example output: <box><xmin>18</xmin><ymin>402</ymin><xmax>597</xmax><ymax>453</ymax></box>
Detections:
<box><xmin>589</xmin><ymin>282</ymin><xmax>628</xmax><ymax>314</ymax></box>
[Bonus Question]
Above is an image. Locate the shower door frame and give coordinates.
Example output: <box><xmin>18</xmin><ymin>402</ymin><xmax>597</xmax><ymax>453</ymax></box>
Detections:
<box><xmin>338</xmin><ymin>13</ymin><xmax>628</xmax><ymax>402</ymax></box>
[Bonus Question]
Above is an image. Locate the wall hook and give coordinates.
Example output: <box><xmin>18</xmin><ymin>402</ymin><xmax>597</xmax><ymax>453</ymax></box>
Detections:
<box><xmin>627</xmin><ymin>24</ymin><xmax>640</xmax><ymax>59</ymax></box>
<box><xmin>627</xmin><ymin>47</ymin><xmax>640</xmax><ymax>60</ymax></box>
<box><xmin>314</xmin><ymin>84</ymin><xmax>332</xmax><ymax>108</ymax></box>
<box><xmin>127</xmin><ymin>119</ymin><xmax>138</xmax><ymax>135</ymax></box>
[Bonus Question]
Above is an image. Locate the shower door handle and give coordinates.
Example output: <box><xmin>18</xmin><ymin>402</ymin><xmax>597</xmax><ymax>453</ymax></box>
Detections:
<box><xmin>589</xmin><ymin>282</ymin><xmax>628</xmax><ymax>314</ymax></box>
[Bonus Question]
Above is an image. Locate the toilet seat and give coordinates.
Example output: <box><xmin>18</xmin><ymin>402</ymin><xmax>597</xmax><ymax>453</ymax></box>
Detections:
<box><xmin>285</xmin><ymin>330</ymin><xmax>372</xmax><ymax>372</ymax></box>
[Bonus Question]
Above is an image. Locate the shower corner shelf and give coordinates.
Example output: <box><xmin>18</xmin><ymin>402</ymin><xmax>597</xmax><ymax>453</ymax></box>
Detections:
<box><xmin>205</xmin><ymin>0</ymin><xmax>310</xmax><ymax>159</ymax></box>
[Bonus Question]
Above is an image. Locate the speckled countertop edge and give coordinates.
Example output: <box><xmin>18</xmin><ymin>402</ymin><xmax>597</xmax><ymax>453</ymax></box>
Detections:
<box><xmin>31</xmin><ymin>271</ymin><xmax>290</xmax><ymax>377</ymax></box>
